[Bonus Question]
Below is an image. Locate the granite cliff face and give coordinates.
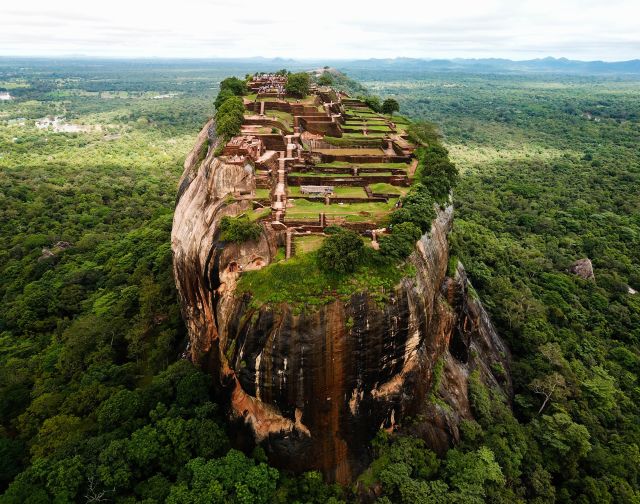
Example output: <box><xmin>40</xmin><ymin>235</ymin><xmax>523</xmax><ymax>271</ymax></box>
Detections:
<box><xmin>171</xmin><ymin>121</ymin><xmax>512</xmax><ymax>484</ymax></box>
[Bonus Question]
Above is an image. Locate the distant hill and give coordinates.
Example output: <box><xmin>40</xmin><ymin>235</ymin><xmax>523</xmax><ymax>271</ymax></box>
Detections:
<box><xmin>1</xmin><ymin>55</ymin><xmax>639</xmax><ymax>76</ymax></box>
<box><xmin>329</xmin><ymin>57</ymin><xmax>640</xmax><ymax>75</ymax></box>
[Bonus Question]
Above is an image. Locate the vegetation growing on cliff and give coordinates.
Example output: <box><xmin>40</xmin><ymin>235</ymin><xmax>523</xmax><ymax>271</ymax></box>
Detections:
<box><xmin>215</xmin><ymin>95</ymin><xmax>245</xmax><ymax>140</ymax></box>
<box><xmin>219</xmin><ymin>215</ymin><xmax>263</xmax><ymax>243</ymax></box>
<box><xmin>237</xmin><ymin>247</ymin><xmax>415</xmax><ymax>311</ymax></box>
<box><xmin>317</xmin><ymin>230</ymin><xmax>364</xmax><ymax>274</ymax></box>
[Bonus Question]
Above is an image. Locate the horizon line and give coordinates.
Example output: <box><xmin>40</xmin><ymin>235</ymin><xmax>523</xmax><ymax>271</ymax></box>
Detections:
<box><xmin>0</xmin><ymin>54</ymin><xmax>639</xmax><ymax>64</ymax></box>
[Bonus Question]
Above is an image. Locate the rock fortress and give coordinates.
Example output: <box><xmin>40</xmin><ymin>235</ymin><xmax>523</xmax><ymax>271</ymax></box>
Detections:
<box><xmin>171</xmin><ymin>70</ymin><xmax>511</xmax><ymax>484</ymax></box>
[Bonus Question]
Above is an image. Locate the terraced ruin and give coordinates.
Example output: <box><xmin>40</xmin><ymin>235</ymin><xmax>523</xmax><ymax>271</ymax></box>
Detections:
<box><xmin>224</xmin><ymin>72</ymin><xmax>418</xmax><ymax>257</ymax></box>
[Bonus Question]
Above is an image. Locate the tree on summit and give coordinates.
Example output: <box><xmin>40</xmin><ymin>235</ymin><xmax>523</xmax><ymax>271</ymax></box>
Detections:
<box><xmin>382</xmin><ymin>98</ymin><xmax>400</xmax><ymax>116</ymax></box>
<box><xmin>219</xmin><ymin>77</ymin><xmax>247</xmax><ymax>97</ymax></box>
<box><xmin>317</xmin><ymin>229</ymin><xmax>363</xmax><ymax>274</ymax></box>
<box><xmin>285</xmin><ymin>73</ymin><xmax>310</xmax><ymax>98</ymax></box>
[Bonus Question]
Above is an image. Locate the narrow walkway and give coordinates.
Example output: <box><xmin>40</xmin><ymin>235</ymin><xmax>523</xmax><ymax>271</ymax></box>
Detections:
<box><xmin>408</xmin><ymin>158</ymin><xmax>419</xmax><ymax>177</ymax></box>
<box><xmin>271</xmin><ymin>153</ymin><xmax>288</xmax><ymax>221</ymax></box>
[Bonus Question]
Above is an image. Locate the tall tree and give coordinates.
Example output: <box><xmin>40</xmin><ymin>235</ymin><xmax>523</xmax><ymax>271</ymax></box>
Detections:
<box><xmin>382</xmin><ymin>98</ymin><xmax>400</xmax><ymax>116</ymax></box>
<box><xmin>285</xmin><ymin>73</ymin><xmax>310</xmax><ymax>98</ymax></box>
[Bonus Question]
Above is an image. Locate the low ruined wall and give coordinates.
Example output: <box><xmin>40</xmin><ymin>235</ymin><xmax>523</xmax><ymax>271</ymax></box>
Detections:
<box><xmin>299</xmin><ymin>117</ymin><xmax>342</xmax><ymax>137</ymax></box>
<box><xmin>244</xmin><ymin>117</ymin><xmax>291</xmax><ymax>133</ymax></box>
<box><xmin>254</xmin><ymin>134</ymin><xmax>286</xmax><ymax>151</ymax></box>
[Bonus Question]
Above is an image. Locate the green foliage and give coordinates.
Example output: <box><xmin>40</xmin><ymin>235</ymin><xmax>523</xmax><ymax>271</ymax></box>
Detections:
<box><xmin>417</xmin><ymin>144</ymin><xmax>459</xmax><ymax>200</ymax></box>
<box><xmin>219</xmin><ymin>76</ymin><xmax>248</xmax><ymax>97</ymax></box>
<box><xmin>237</xmin><ymin>248</ymin><xmax>413</xmax><ymax>311</ymax></box>
<box><xmin>219</xmin><ymin>216</ymin><xmax>263</xmax><ymax>243</ymax></box>
<box><xmin>285</xmin><ymin>73</ymin><xmax>310</xmax><ymax>98</ymax></box>
<box><xmin>359</xmin><ymin>95</ymin><xmax>382</xmax><ymax>113</ymax></box>
<box><xmin>532</xmin><ymin>412</ymin><xmax>591</xmax><ymax>474</ymax></box>
<box><xmin>389</xmin><ymin>183</ymin><xmax>437</xmax><ymax>233</ymax></box>
<box><xmin>444</xmin><ymin>446</ymin><xmax>505</xmax><ymax>501</ymax></box>
<box><xmin>318</xmin><ymin>73</ymin><xmax>334</xmax><ymax>86</ymax></box>
<box><xmin>323</xmin><ymin>225</ymin><xmax>344</xmax><ymax>235</ymax></box>
<box><xmin>363</xmin><ymin>432</ymin><xmax>504</xmax><ymax>504</ymax></box>
<box><xmin>382</xmin><ymin>98</ymin><xmax>400</xmax><ymax>116</ymax></box>
<box><xmin>214</xmin><ymin>77</ymin><xmax>247</xmax><ymax>116</ymax></box>
<box><xmin>468</xmin><ymin>370</ymin><xmax>493</xmax><ymax>427</ymax></box>
<box><xmin>316</xmin><ymin>230</ymin><xmax>364</xmax><ymax>274</ymax></box>
<box><xmin>165</xmin><ymin>451</ymin><xmax>279</xmax><ymax>504</ymax></box>
<box><xmin>215</xmin><ymin>95</ymin><xmax>245</xmax><ymax>140</ymax></box>
<box><xmin>214</xmin><ymin>88</ymin><xmax>235</xmax><ymax>110</ymax></box>
<box><xmin>97</xmin><ymin>389</ymin><xmax>140</xmax><ymax>431</ymax></box>
<box><xmin>379</xmin><ymin>222</ymin><xmax>422</xmax><ymax>260</ymax></box>
<box><xmin>406</xmin><ymin>121</ymin><xmax>441</xmax><ymax>146</ymax></box>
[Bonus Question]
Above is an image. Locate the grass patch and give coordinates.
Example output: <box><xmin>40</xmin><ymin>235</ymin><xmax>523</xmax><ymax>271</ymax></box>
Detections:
<box><xmin>288</xmin><ymin>186</ymin><xmax>367</xmax><ymax>198</ymax></box>
<box><xmin>294</xmin><ymin>234</ymin><xmax>325</xmax><ymax>253</ymax></box>
<box><xmin>290</xmin><ymin>171</ymin><xmax>397</xmax><ymax>178</ymax></box>
<box><xmin>266</xmin><ymin>110</ymin><xmax>294</xmax><ymax>130</ymax></box>
<box><xmin>343</xmin><ymin>132</ymin><xmax>387</xmax><ymax>139</ymax></box>
<box><xmin>316</xmin><ymin>161</ymin><xmax>351</xmax><ymax>167</ymax></box>
<box><xmin>369</xmin><ymin>183</ymin><xmax>409</xmax><ymax>195</ymax></box>
<box><xmin>346</xmin><ymin>109</ymin><xmax>381</xmax><ymax>116</ymax></box>
<box><xmin>345</xmin><ymin>119</ymin><xmax>386</xmax><ymax>126</ymax></box>
<box><xmin>366</xmin><ymin>125</ymin><xmax>393</xmax><ymax>132</ymax></box>
<box><xmin>323</xmin><ymin>135</ymin><xmax>383</xmax><ymax>147</ymax></box>
<box><xmin>332</xmin><ymin>187</ymin><xmax>368</xmax><ymax>197</ymax></box>
<box><xmin>248</xmin><ymin>207</ymin><xmax>271</xmax><ymax>221</ymax></box>
<box><xmin>289</xmin><ymin>172</ymin><xmax>354</xmax><ymax>177</ymax></box>
<box><xmin>254</xmin><ymin>188</ymin><xmax>271</xmax><ymax>199</ymax></box>
<box><xmin>390</xmin><ymin>114</ymin><xmax>411</xmax><ymax>124</ymax></box>
<box><xmin>317</xmin><ymin>161</ymin><xmax>408</xmax><ymax>169</ymax></box>
<box><xmin>286</xmin><ymin>199</ymin><xmax>397</xmax><ymax>222</ymax></box>
<box><xmin>284</xmin><ymin>96</ymin><xmax>316</xmax><ymax>104</ymax></box>
<box><xmin>314</xmin><ymin>148</ymin><xmax>385</xmax><ymax>156</ymax></box>
<box><xmin>236</xmin><ymin>249</ymin><xmax>415</xmax><ymax>311</ymax></box>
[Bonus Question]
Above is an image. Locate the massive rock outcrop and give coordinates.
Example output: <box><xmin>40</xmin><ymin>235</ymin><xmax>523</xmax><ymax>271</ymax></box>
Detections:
<box><xmin>172</xmin><ymin>122</ymin><xmax>511</xmax><ymax>484</ymax></box>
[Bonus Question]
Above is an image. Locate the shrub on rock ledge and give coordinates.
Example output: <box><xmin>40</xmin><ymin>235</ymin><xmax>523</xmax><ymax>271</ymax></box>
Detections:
<box><xmin>219</xmin><ymin>216</ymin><xmax>262</xmax><ymax>243</ymax></box>
<box><xmin>215</xmin><ymin>96</ymin><xmax>245</xmax><ymax>140</ymax></box>
<box><xmin>379</xmin><ymin>222</ymin><xmax>422</xmax><ymax>260</ymax></box>
<box><xmin>219</xmin><ymin>76</ymin><xmax>247</xmax><ymax>97</ymax></box>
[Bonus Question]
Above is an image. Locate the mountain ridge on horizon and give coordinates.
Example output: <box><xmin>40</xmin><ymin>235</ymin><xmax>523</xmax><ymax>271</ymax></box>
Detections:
<box><xmin>1</xmin><ymin>55</ymin><xmax>639</xmax><ymax>75</ymax></box>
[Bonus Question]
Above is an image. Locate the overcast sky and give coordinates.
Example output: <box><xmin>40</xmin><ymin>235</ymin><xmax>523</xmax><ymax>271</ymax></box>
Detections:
<box><xmin>1</xmin><ymin>0</ymin><xmax>638</xmax><ymax>61</ymax></box>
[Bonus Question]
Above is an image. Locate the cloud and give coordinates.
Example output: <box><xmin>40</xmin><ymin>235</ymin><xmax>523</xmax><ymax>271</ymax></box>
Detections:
<box><xmin>0</xmin><ymin>0</ymin><xmax>638</xmax><ymax>60</ymax></box>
